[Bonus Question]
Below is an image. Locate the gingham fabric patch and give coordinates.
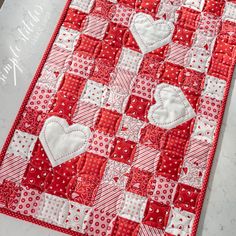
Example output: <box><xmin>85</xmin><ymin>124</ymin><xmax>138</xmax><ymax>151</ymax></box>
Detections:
<box><xmin>0</xmin><ymin>0</ymin><xmax>236</xmax><ymax>235</ymax></box>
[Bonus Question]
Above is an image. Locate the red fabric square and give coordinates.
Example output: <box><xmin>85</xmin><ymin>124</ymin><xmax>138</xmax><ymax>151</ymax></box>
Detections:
<box><xmin>118</xmin><ymin>0</ymin><xmax>136</xmax><ymax>8</ymax></box>
<box><xmin>172</xmin><ymin>25</ymin><xmax>194</xmax><ymax>46</ymax></box>
<box><xmin>150</xmin><ymin>44</ymin><xmax>169</xmax><ymax>58</ymax></box>
<box><xmin>140</xmin><ymin>124</ymin><xmax>166</xmax><ymax>150</ymax></box>
<box><xmin>126</xmin><ymin>167</ymin><xmax>152</xmax><ymax>196</ymax></box>
<box><xmin>139</xmin><ymin>54</ymin><xmax>162</xmax><ymax>76</ymax></box>
<box><xmin>77</xmin><ymin>153</ymin><xmax>107</xmax><ymax>178</ymax></box>
<box><xmin>123</xmin><ymin>31</ymin><xmax>140</xmax><ymax>52</ymax></box>
<box><xmin>110</xmin><ymin>137</ymin><xmax>136</xmax><ymax>165</ymax></box>
<box><xmin>22</xmin><ymin>163</ymin><xmax>49</xmax><ymax>191</ymax></box>
<box><xmin>44</xmin><ymin>171</ymin><xmax>72</xmax><ymax>198</ymax></box>
<box><xmin>208</xmin><ymin>53</ymin><xmax>234</xmax><ymax>80</ymax></box>
<box><xmin>214</xmin><ymin>36</ymin><xmax>236</xmax><ymax>57</ymax></box>
<box><xmin>174</xmin><ymin>183</ymin><xmax>200</xmax><ymax>213</ymax></box>
<box><xmin>91</xmin><ymin>0</ymin><xmax>113</xmax><ymax>18</ymax></box>
<box><xmin>104</xmin><ymin>23</ymin><xmax>127</xmax><ymax>47</ymax></box>
<box><xmin>59</xmin><ymin>73</ymin><xmax>86</xmax><ymax>97</ymax></box>
<box><xmin>203</xmin><ymin>0</ymin><xmax>225</xmax><ymax>16</ymax></box>
<box><xmin>90</xmin><ymin>58</ymin><xmax>114</xmax><ymax>84</ymax></box>
<box><xmin>63</xmin><ymin>8</ymin><xmax>86</xmax><ymax>31</ymax></box>
<box><xmin>50</xmin><ymin>91</ymin><xmax>77</xmax><ymax>120</ymax></box>
<box><xmin>143</xmin><ymin>200</ymin><xmax>170</xmax><ymax>229</ymax></box>
<box><xmin>125</xmin><ymin>95</ymin><xmax>150</xmax><ymax>121</ymax></box>
<box><xmin>157</xmin><ymin>152</ymin><xmax>182</xmax><ymax>181</ymax></box>
<box><xmin>136</xmin><ymin>0</ymin><xmax>160</xmax><ymax>15</ymax></box>
<box><xmin>179</xmin><ymin>69</ymin><xmax>205</xmax><ymax>95</ymax></box>
<box><xmin>95</xmin><ymin>108</ymin><xmax>121</xmax><ymax>135</ymax></box>
<box><xmin>163</xmin><ymin>130</ymin><xmax>189</xmax><ymax>158</ymax></box>
<box><xmin>158</xmin><ymin>62</ymin><xmax>184</xmax><ymax>86</ymax></box>
<box><xmin>177</xmin><ymin>7</ymin><xmax>200</xmax><ymax>30</ymax></box>
<box><xmin>72</xmin><ymin>174</ymin><xmax>100</xmax><ymax>206</ymax></box>
<box><xmin>75</xmin><ymin>35</ymin><xmax>101</xmax><ymax>57</ymax></box>
<box><xmin>17</xmin><ymin>107</ymin><xmax>45</xmax><ymax>136</ymax></box>
<box><xmin>98</xmin><ymin>42</ymin><xmax>120</xmax><ymax>64</ymax></box>
<box><xmin>111</xmin><ymin>216</ymin><xmax>139</xmax><ymax>236</ymax></box>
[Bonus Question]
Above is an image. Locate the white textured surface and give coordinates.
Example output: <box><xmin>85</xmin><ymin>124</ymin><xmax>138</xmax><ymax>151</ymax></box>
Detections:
<box><xmin>0</xmin><ymin>1</ymin><xmax>236</xmax><ymax>236</ymax></box>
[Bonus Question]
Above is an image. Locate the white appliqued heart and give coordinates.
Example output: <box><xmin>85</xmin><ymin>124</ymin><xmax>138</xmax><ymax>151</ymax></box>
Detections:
<box><xmin>148</xmin><ymin>83</ymin><xmax>196</xmax><ymax>129</ymax></box>
<box><xmin>39</xmin><ymin>116</ymin><xmax>91</xmax><ymax>167</ymax></box>
<box><xmin>130</xmin><ymin>13</ymin><xmax>174</xmax><ymax>54</ymax></box>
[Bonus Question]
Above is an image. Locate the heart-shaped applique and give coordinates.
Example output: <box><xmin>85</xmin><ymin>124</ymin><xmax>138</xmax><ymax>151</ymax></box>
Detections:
<box><xmin>39</xmin><ymin>116</ymin><xmax>91</xmax><ymax>167</ymax></box>
<box><xmin>130</xmin><ymin>13</ymin><xmax>174</xmax><ymax>54</ymax></box>
<box><xmin>148</xmin><ymin>83</ymin><xmax>196</xmax><ymax>129</ymax></box>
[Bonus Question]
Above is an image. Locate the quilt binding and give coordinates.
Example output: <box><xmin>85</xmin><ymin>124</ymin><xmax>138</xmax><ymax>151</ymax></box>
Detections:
<box><xmin>0</xmin><ymin>0</ymin><xmax>235</xmax><ymax>235</ymax></box>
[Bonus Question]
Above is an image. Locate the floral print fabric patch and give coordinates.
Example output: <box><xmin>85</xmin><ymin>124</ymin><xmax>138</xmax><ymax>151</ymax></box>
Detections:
<box><xmin>0</xmin><ymin>0</ymin><xmax>236</xmax><ymax>235</ymax></box>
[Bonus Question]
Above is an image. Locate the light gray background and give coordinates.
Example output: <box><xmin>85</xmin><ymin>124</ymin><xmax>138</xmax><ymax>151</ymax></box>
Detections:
<box><xmin>0</xmin><ymin>1</ymin><xmax>236</xmax><ymax>235</ymax></box>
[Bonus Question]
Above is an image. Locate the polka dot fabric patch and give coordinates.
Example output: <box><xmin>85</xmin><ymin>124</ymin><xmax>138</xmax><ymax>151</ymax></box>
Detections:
<box><xmin>0</xmin><ymin>0</ymin><xmax>236</xmax><ymax>235</ymax></box>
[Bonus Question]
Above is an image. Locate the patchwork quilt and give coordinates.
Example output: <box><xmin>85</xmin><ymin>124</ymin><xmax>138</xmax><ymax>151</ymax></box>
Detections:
<box><xmin>0</xmin><ymin>0</ymin><xmax>236</xmax><ymax>235</ymax></box>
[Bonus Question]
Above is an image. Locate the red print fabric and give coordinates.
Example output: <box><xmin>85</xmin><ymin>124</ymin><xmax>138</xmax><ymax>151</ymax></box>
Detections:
<box><xmin>0</xmin><ymin>0</ymin><xmax>236</xmax><ymax>236</ymax></box>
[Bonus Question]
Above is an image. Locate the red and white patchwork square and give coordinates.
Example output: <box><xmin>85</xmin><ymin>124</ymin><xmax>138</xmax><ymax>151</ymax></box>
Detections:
<box><xmin>13</xmin><ymin>186</ymin><xmax>42</xmax><ymax>217</ymax></box>
<box><xmin>95</xmin><ymin>108</ymin><xmax>121</xmax><ymax>135</ymax></box>
<box><xmin>110</xmin><ymin>4</ymin><xmax>135</xmax><ymax>27</ymax></box>
<box><xmin>117</xmin><ymin>48</ymin><xmax>143</xmax><ymax>73</ymax></box>
<box><xmin>71</xmin><ymin>0</ymin><xmax>95</xmax><ymax>13</ymax></box>
<box><xmin>133</xmin><ymin>145</ymin><xmax>160</xmax><ymax>172</ymax></box>
<box><xmin>110</xmin><ymin>137</ymin><xmax>136</xmax><ymax>165</ymax></box>
<box><xmin>118</xmin><ymin>191</ymin><xmax>147</xmax><ymax>222</ymax></box>
<box><xmin>27</xmin><ymin>83</ymin><xmax>55</xmax><ymax>113</ymax></box>
<box><xmin>132</xmin><ymin>75</ymin><xmax>157</xmax><ymax>100</ymax></box>
<box><xmin>83</xmin><ymin>15</ymin><xmax>109</xmax><ymax>40</ymax></box>
<box><xmin>165</xmin><ymin>207</ymin><xmax>195</xmax><ymax>235</ymax></box>
<box><xmin>64</xmin><ymin>201</ymin><xmax>91</xmax><ymax>233</ymax></box>
<box><xmin>69</xmin><ymin>52</ymin><xmax>95</xmax><ymax>79</ymax></box>
<box><xmin>93</xmin><ymin>183</ymin><xmax>123</xmax><ymax>214</ymax></box>
<box><xmin>88</xmin><ymin>130</ymin><xmax>114</xmax><ymax>158</ymax></box>
<box><xmin>104</xmin><ymin>87</ymin><xmax>129</xmax><ymax>113</ymax></box>
<box><xmin>72</xmin><ymin>100</ymin><xmax>100</xmax><ymax>127</ymax></box>
<box><xmin>203</xmin><ymin>75</ymin><xmax>226</xmax><ymax>100</ymax></box>
<box><xmin>37</xmin><ymin>193</ymin><xmax>68</xmax><ymax>225</ymax></box>
<box><xmin>102</xmin><ymin>160</ymin><xmax>130</xmax><ymax>188</ymax></box>
<box><xmin>192</xmin><ymin>116</ymin><xmax>217</xmax><ymax>143</ymax></box>
<box><xmin>117</xmin><ymin>115</ymin><xmax>145</xmax><ymax>142</ymax></box>
<box><xmin>6</xmin><ymin>130</ymin><xmax>37</xmax><ymax>160</ymax></box>
<box><xmin>81</xmin><ymin>80</ymin><xmax>106</xmax><ymax>106</ymax></box>
<box><xmin>55</xmin><ymin>26</ymin><xmax>80</xmax><ymax>51</ymax></box>
<box><xmin>197</xmin><ymin>96</ymin><xmax>222</xmax><ymax>121</ymax></box>
<box><xmin>148</xmin><ymin>176</ymin><xmax>177</xmax><ymax>205</ymax></box>
<box><xmin>184</xmin><ymin>0</ymin><xmax>205</xmax><ymax>11</ymax></box>
<box><xmin>142</xmin><ymin>200</ymin><xmax>170</xmax><ymax>229</ymax></box>
<box><xmin>185</xmin><ymin>47</ymin><xmax>211</xmax><ymax>73</ymax></box>
<box><xmin>223</xmin><ymin>2</ymin><xmax>236</xmax><ymax>22</ymax></box>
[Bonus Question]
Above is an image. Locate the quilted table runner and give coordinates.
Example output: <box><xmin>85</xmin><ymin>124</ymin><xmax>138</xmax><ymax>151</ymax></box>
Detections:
<box><xmin>0</xmin><ymin>0</ymin><xmax>236</xmax><ymax>235</ymax></box>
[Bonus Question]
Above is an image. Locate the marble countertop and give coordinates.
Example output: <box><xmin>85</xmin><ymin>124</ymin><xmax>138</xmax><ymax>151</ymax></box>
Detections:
<box><xmin>0</xmin><ymin>1</ymin><xmax>235</xmax><ymax>235</ymax></box>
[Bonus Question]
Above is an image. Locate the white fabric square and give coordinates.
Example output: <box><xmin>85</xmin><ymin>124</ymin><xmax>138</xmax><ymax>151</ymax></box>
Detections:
<box><xmin>37</xmin><ymin>193</ymin><xmax>68</xmax><ymax>225</ymax></box>
<box><xmin>117</xmin><ymin>48</ymin><xmax>143</xmax><ymax>73</ymax></box>
<box><xmin>118</xmin><ymin>191</ymin><xmax>147</xmax><ymax>223</ymax></box>
<box><xmin>83</xmin><ymin>15</ymin><xmax>108</xmax><ymax>40</ymax></box>
<box><xmin>192</xmin><ymin>116</ymin><xmax>217</xmax><ymax>143</ymax></box>
<box><xmin>193</xmin><ymin>33</ymin><xmax>216</xmax><ymax>52</ymax></box>
<box><xmin>65</xmin><ymin>201</ymin><xmax>91</xmax><ymax>233</ymax></box>
<box><xmin>165</xmin><ymin>207</ymin><xmax>195</xmax><ymax>236</ymax></box>
<box><xmin>185</xmin><ymin>47</ymin><xmax>211</xmax><ymax>73</ymax></box>
<box><xmin>184</xmin><ymin>0</ymin><xmax>205</xmax><ymax>11</ymax></box>
<box><xmin>71</xmin><ymin>0</ymin><xmax>95</xmax><ymax>13</ymax></box>
<box><xmin>7</xmin><ymin>130</ymin><xmax>37</xmax><ymax>160</ymax></box>
<box><xmin>203</xmin><ymin>75</ymin><xmax>226</xmax><ymax>100</ymax></box>
<box><xmin>81</xmin><ymin>80</ymin><xmax>105</xmax><ymax>106</ymax></box>
<box><xmin>104</xmin><ymin>87</ymin><xmax>129</xmax><ymax>113</ymax></box>
<box><xmin>223</xmin><ymin>2</ymin><xmax>236</xmax><ymax>22</ymax></box>
<box><xmin>118</xmin><ymin>115</ymin><xmax>145</xmax><ymax>142</ymax></box>
<box><xmin>102</xmin><ymin>160</ymin><xmax>131</xmax><ymax>188</ymax></box>
<box><xmin>55</xmin><ymin>27</ymin><xmax>80</xmax><ymax>51</ymax></box>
